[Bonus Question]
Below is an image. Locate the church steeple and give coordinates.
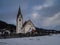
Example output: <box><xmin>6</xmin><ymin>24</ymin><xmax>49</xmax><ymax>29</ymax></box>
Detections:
<box><xmin>17</xmin><ymin>6</ymin><xmax>22</xmax><ymax>18</ymax></box>
<box><xmin>16</xmin><ymin>6</ymin><xmax>23</xmax><ymax>33</ymax></box>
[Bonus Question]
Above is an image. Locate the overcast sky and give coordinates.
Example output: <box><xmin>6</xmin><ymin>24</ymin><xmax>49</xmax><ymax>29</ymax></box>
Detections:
<box><xmin>0</xmin><ymin>0</ymin><xmax>60</xmax><ymax>30</ymax></box>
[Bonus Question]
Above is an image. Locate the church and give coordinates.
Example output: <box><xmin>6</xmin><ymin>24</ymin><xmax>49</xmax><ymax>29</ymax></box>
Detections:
<box><xmin>16</xmin><ymin>7</ymin><xmax>36</xmax><ymax>34</ymax></box>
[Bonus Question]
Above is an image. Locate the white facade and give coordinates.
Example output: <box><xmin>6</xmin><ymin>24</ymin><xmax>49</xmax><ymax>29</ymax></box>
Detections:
<box><xmin>23</xmin><ymin>20</ymin><xmax>36</xmax><ymax>33</ymax></box>
<box><xmin>16</xmin><ymin>15</ymin><xmax>23</xmax><ymax>33</ymax></box>
<box><xmin>16</xmin><ymin>7</ymin><xmax>23</xmax><ymax>34</ymax></box>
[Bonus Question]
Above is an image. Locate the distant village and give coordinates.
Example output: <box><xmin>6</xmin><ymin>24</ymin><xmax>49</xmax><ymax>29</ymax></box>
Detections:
<box><xmin>0</xmin><ymin>6</ymin><xmax>60</xmax><ymax>38</ymax></box>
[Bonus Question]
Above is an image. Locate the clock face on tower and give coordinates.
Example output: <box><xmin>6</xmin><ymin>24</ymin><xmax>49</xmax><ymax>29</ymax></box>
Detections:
<box><xmin>19</xmin><ymin>19</ymin><xmax>21</xmax><ymax>21</ymax></box>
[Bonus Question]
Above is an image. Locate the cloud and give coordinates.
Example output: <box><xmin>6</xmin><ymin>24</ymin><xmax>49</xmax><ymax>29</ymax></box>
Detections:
<box><xmin>33</xmin><ymin>0</ymin><xmax>55</xmax><ymax>11</ymax></box>
<box><xmin>31</xmin><ymin>12</ymin><xmax>39</xmax><ymax>19</ymax></box>
<box><xmin>41</xmin><ymin>12</ymin><xmax>60</xmax><ymax>29</ymax></box>
<box><xmin>30</xmin><ymin>0</ymin><xmax>60</xmax><ymax>29</ymax></box>
<box><xmin>31</xmin><ymin>12</ymin><xmax>60</xmax><ymax>29</ymax></box>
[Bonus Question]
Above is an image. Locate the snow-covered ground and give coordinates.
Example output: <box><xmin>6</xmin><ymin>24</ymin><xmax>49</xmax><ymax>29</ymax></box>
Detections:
<box><xmin>0</xmin><ymin>34</ymin><xmax>60</xmax><ymax>45</ymax></box>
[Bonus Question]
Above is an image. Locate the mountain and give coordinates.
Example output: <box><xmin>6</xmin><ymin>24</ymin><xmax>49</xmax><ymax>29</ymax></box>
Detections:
<box><xmin>0</xmin><ymin>20</ymin><xmax>8</xmax><ymax>29</ymax></box>
<box><xmin>54</xmin><ymin>25</ymin><xmax>60</xmax><ymax>30</ymax></box>
<box><xmin>0</xmin><ymin>20</ymin><xmax>16</xmax><ymax>30</ymax></box>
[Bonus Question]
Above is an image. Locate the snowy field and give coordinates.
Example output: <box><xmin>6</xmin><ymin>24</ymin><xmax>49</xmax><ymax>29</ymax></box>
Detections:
<box><xmin>0</xmin><ymin>34</ymin><xmax>60</xmax><ymax>45</ymax></box>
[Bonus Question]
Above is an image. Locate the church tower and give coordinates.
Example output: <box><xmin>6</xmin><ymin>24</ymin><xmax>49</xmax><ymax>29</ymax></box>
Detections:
<box><xmin>16</xmin><ymin>7</ymin><xmax>23</xmax><ymax>33</ymax></box>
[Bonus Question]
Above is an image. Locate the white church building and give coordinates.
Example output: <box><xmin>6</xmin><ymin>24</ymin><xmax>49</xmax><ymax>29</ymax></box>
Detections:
<box><xmin>16</xmin><ymin>7</ymin><xmax>36</xmax><ymax>34</ymax></box>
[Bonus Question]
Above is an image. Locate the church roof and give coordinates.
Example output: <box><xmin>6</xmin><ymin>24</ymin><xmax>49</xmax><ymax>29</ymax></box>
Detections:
<box><xmin>23</xmin><ymin>19</ymin><xmax>35</xmax><ymax>27</ymax></box>
<box><xmin>23</xmin><ymin>21</ymin><xmax>27</xmax><ymax>27</ymax></box>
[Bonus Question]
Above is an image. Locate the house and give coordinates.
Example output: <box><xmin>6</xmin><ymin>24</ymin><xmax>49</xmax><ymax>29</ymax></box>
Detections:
<box><xmin>0</xmin><ymin>29</ymin><xmax>10</xmax><ymax>37</ymax></box>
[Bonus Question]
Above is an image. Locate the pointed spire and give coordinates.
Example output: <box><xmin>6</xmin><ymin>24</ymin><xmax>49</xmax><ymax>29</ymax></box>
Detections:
<box><xmin>17</xmin><ymin>6</ymin><xmax>22</xmax><ymax>18</ymax></box>
<box><xmin>18</xmin><ymin>6</ymin><xmax>21</xmax><ymax>15</ymax></box>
